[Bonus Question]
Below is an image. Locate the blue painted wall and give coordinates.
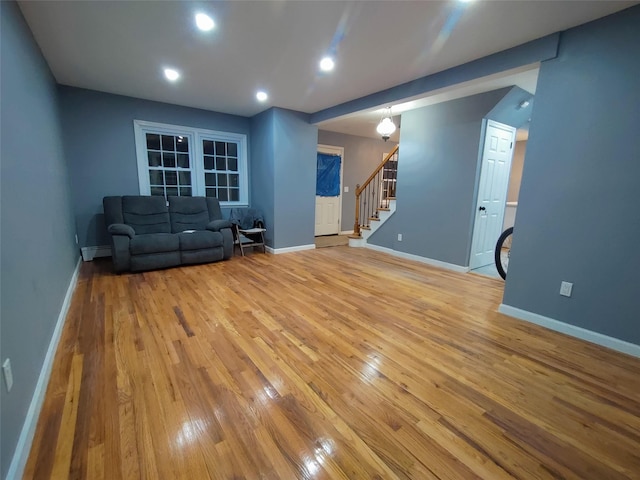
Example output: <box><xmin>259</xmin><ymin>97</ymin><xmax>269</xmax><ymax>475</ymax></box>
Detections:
<box><xmin>369</xmin><ymin>89</ymin><xmax>509</xmax><ymax>266</ymax></box>
<box><xmin>486</xmin><ymin>86</ymin><xmax>534</xmax><ymax>129</ymax></box>
<box><xmin>272</xmin><ymin>109</ymin><xmax>318</xmax><ymax>249</ymax></box>
<box><xmin>318</xmin><ymin>130</ymin><xmax>398</xmax><ymax>234</ymax></box>
<box><xmin>503</xmin><ymin>6</ymin><xmax>640</xmax><ymax>344</ymax></box>
<box><xmin>249</xmin><ymin>109</ymin><xmax>276</xmax><ymax>246</ymax></box>
<box><xmin>0</xmin><ymin>2</ymin><xmax>79</xmax><ymax>477</ymax></box>
<box><xmin>249</xmin><ymin>108</ymin><xmax>317</xmax><ymax>249</ymax></box>
<box><xmin>58</xmin><ymin>86</ymin><xmax>251</xmax><ymax>248</ymax></box>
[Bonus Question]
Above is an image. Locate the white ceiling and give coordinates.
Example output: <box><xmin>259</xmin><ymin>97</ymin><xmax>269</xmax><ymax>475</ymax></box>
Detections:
<box><xmin>19</xmin><ymin>0</ymin><xmax>637</xmax><ymax>120</ymax></box>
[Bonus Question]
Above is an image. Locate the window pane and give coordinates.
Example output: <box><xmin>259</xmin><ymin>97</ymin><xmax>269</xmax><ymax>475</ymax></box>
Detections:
<box><xmin>205</xmin><ymin>173</ymin><xmax>216</xmax><ymax>186</ymax></box>
<box><xmin>215</xmin><ymin>141</ymin><xmax>225</xmax><ymax>155</ymax></box>
<box><xmin>162</xmin><ymin>135</ymin><xmax>175</xmax><ymax>151</ymax></box>
<box><xmin>203</xmin><ymin>140</ymin><xmax>214</xmax><ymax>155</ymax></box>
<box><xmin>177</xmin><ymin>154</ymin><xmax>189</xmax><ymax>168</ymax></box>
<box><xmin>216</xmin><ymin>157</ymin><xmax>226</xmax><ymax>171</ymax></box>
<box><xmin>206</xmin><ymin>188</ymin><xmax>217</xmax><ymax>198</ymax></box>
<box><xmin>179</xmin><ymin>187</ymin><xmax>192</xmax><ymax>196</ymax></box>
<box><xmin>229</xmin><ymin>188</ymin><xmax>239</xmax><ymax>202</ymax></box>
<box><xmin>217</xmin><ymin>188</ymin><xmax>228</xmax><ymax>201</ymax></box>
<box><xmin>204</xmin><ymin>156</ymin><xmax>214</xmax><ymax>170</ymax></box>
<box><xmin>227</xmin><ymin>142</ymin><xmax>237</xmax><ymax>157</ymax></box>
<box><xmin>165</xmin><ymin>171</ymin><xmax>177</xmax><ymax>185</ymax></box>
<box><xmin>151</xmin><ymin>187</ymin><xmax>164</xmax><ymax>196</ymax></box>
<box><xmin>166</xmin><ymin>187</ymin><xmax>178</xmax><ymax>197</ymax></box>
<box><xmin>229</xmin><ymin>174</ymin><xmax>239</xmax><ymax>187</ymax></box>
<box><xmin>149</xmin><ymin>170</ymin><xmax>163</xmax><ymax>185</ymax></box>
<box><xmin>178</xmin><ymin>171</ymin><xmax>191</xmax><ymax>186</ymax></box>
<box><xmin>217</xmin><ymin>173</ymin><xmax>227</xmax><ymax>186</ymax></box>
<box><xmin>146</xmin><ymin>133</ymin><xmax>161</xmax><ymax>150</ymax></box>
<box><xmin>163</xmin><ymin>152</ymin><xmax>176</xmax><ymax>168</ymax></box>
<box><xmin>228</xmin><ymin>157</ymin><xmax>238</xmax><ymax>171</ymax></box>
<box><xmin>148</xmin><ymin>151</ymin><xmax>162</xmax><ymax>167</ymax></box>
<box><xmin>176</xmin><ymin>136</ymin><xmax>189</xmax><ymax>153</ymax></box>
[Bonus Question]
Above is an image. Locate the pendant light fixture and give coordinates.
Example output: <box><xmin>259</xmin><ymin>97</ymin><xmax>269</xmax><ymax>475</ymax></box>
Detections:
<box><xmin>376</xmin><ymin>107</ymin><xmax>396</xmax><ymax>141</ymax></box>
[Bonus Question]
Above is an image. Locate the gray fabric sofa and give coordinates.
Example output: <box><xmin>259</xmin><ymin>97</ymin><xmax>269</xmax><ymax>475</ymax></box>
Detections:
<box><xmin>103</xmin><ymin>195</ymin><xmax>233</xmax><ymax>273</ymax></box>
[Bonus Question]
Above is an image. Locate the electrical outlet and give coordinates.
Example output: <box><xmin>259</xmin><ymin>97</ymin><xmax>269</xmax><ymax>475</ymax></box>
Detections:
<box><xmin>397</xmin><ymin>233</ymin><xmax>403</xmax><ymax>241</ymax></box>
<box><xmin>344</xmin><ymin>186</ymin><xmax>349</xmax><ymax>193</ymax></box>
<box><xmin>560</xmin><ymin>281</ymin><xmax>573</xmax><ymax>297</ymax></box>
<box><xmin>3</xmin><ymin>358</ymin><xmax>13</xmax><ymax>392</ymax></box>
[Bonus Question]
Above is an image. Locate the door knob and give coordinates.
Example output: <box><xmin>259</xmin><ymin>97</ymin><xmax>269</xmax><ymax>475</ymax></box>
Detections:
<box><xmin>478</xmin><ymin>206</ymin><xmax>486</xmax><ymax>211</ymax></box>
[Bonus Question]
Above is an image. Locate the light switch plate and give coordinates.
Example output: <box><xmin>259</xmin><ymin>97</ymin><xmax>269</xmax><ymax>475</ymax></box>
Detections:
<box><xmin>560</xmin><ymin>281</ymin><xmax>573</xmax><ymax>297</ymax></box>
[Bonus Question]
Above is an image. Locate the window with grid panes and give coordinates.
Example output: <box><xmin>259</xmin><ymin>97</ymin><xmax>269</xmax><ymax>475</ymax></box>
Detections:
<box><xmin>145</xmin><ymin>133</ymin><xmax>193</xmax><ymax>198</ymax></box>
<box><xmin>202</xmin><ymin>139</ymin><xmax>240</xmax><ymax>202</ymax></box>
<box><xmin>134</xmin><ymin>120</ymin><xmax>248</xmax><ymax>206</ymax></box>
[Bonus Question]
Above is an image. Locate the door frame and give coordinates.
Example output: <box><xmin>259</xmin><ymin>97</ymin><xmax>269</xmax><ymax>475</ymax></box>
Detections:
<box><xmin>468</xmin><ymin>119</ymin><xmax>516</xmax><ymax>269</ymax></box>
<box><xmin>316</xmin><ymin>144</ymin><xmax>344</xmax><ymax>235</ymax></box>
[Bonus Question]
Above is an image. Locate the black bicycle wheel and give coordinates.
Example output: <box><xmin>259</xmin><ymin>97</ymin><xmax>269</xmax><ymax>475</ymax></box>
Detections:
<box><xmin>494</xmin><ymin>227</ymin><xmax>513</xmax><ymax>280</ymax></box>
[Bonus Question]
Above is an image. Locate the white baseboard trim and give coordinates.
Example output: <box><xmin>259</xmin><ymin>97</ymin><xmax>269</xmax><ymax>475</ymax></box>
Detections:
<box><xmin>348</xmin><ymin>237</ymin><xmax>366</xmax><ymax>248</ymax></box>
<box><xmin>81</xmin><ymin>245</ymin><xmax>111</xmax><ymax>261</ymax></box>
<box><xmin>265</xmin><ymin>244</ymin><xmax>316</xmax><ymax>254</ymax></box>
<box><xmin>340</xmin><ymin>230</ymin><xmax>354</xmax><ymax>235</ymax></box>
<box><xmin>364</xmin><ymin>243</ymin><xmax>469</xmax><ymax>273</ymax></box>
<box><xmin>498</xmin><ymin>304</ymin><xmax>640</xmax><ymax>358</ymax></box>
<box><xmin>6</xmin><ymin>256</ymin><xmax>82</xmax><ymax>480</ymax></box>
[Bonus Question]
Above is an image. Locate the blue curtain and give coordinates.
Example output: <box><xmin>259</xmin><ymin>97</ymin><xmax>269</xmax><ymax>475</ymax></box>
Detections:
<box><xmin>316</xmin><ymin>153</ymin><xmax>341</xmax><ymax>197</ymax></box>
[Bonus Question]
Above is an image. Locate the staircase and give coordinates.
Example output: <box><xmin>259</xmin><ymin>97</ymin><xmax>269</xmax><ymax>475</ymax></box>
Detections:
<box><xmin>349</xmin><ymin>145</ymin><xmax>399</xmax><ymax>247</ymax></box>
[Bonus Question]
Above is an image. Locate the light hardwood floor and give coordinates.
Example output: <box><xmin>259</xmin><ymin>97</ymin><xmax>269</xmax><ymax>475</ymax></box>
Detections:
<box><xmin>24</xmin><ymin>247</ymin><xmax>640</xmax><ymax>479</ymax></box>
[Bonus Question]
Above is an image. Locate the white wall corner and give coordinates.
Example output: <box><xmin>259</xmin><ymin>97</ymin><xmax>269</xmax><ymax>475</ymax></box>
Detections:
<box><xmin>498</xmin><ymin>304</ymin><xmax>640</xmax><ymax>358</ymax></box>
<box><xmin>6</xmin><ymin>256</ymin><xmax>82</xmax><ymax>480</ymax></box>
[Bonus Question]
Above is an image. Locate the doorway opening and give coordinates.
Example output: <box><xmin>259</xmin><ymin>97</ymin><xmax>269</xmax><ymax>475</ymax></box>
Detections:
<box><xmin>315</xmin><ymin>144</ymin><xmax>344</xmax><ymax>239</ymax></box>
<box><xmin>470</xmin><ymin>125</ymin><xmax>528</xmax><ymax>279</ymax></box>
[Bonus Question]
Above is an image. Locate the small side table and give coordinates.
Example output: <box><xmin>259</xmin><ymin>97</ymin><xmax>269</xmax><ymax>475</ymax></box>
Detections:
<box><xmin>234</xmin><ymin>226</ymin><xmax>267</xmax><ymax>256</ymax></box>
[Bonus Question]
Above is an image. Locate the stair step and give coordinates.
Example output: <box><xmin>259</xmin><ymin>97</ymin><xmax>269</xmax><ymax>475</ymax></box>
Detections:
<box><xmin>376</xmin><ymin>207</ymin><xmax>390</xmax><ymax>212</ymax></box>
<box><xmin>361</xmin><ymin>226</ymin><xmax>371</xmax><ymax>230</ymax></box>
<box><xmin>348</xmin><ymin>234</ymin><xmax>362</xmax><ymax>239</ymax></box>
<box><xmin>386</xmin><ymin>197</ymin><xmax>396</xmax><ymax>201</ymax></box>
<box><xmin>368</xmin><ymin>217</ymin><xmax>380</xmax><ymax>222</ymax></box>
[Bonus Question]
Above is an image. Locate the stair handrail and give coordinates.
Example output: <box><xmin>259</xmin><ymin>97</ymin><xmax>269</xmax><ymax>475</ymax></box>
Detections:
<box><xmin>353</xmin><ymin>144</ymin><xmax>399</xmax><ymax>236</ymax></box>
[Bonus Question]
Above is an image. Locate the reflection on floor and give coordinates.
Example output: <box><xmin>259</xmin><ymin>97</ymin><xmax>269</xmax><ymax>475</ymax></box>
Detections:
<box><xmin>315</xmin><ymin>234</ymin><xmax>349</xmax><ymax>248</ymax></box>
<box><xmin>471</xmin><ymin>262</ymin><xmax>502</xmax><ymax>279</ymax></box>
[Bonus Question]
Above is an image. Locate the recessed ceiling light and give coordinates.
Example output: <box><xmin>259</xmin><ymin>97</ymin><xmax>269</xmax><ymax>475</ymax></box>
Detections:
<box><xmin>319</xmin><ymin>57</ymin><xmax>335</xmax><ymax>72</ymax></box>
<box><xmin>164</xmin><ymin>68</ymin><xmax>180</xmax><ymax>82</ymax></box>
<box><xmin>459</xmin><ymin>0</ymin><xmax>475</xmax><ymax>3</ymax></box>
<box><xmin>256</xmin><ymin>91</ymin><xmax>268</xmax><ymax>102</ymax></box>
<box><xmin>195</xmin><ymin>13</ymin><xmax>215</xmax><ymax>32</ymax></box>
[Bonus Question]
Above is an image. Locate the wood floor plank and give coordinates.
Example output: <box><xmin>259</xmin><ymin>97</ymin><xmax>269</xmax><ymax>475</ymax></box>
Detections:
<box><xmin>23</xmin><ymin>247</ymin><xmax>640</xmax><ymax>479</ymax></box>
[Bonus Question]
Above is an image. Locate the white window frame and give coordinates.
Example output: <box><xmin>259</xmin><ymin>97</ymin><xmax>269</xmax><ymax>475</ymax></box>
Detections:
<box><xmin>133</xmin><ymin>120</ymin><xmax>249</xmax><ymax>207</ymax></box>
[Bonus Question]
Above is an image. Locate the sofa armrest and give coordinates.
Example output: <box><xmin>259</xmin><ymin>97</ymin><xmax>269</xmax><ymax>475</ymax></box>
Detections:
<box><xmin>206</xmin><ymin>219</ymin><xmax>232</xmax><ymax>232</ymax></box>
<box><xmin>108</xmin><ymin>223</ymin><xmax>135</xmax><ymax>238</ymax></box>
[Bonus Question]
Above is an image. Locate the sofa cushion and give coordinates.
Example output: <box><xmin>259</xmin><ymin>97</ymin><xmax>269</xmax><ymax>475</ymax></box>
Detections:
<box><xmin>181</xmin><ymin>248</ymin><xmax>224</xmax><ymax>265</ymax></box>
<box><xmin>178</xmin><ymin>231</ymin><xmax>222</xmax><ymax>251</ymax></box>
<box><xmin>168</xmin><ymin>196</ymin><xmax>210</xmax><ymax>233</ymax></box>
<box><xmin>130</xmin><ymin>233</ymin><xmax>179</xmax><ymax>255</ymax></box>
<box><xmin>122</xmin><ymin>196</ymin><xmax>171</xmax><ymax>235</ymax></box>
<box><xmin>131</xmin><ymin>252</ymin><xmax>181</xmax><ymax>272</ymax></box>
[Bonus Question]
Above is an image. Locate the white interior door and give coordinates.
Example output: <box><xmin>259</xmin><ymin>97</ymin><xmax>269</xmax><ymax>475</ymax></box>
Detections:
<box><xmin>315</xmin><ymin>145</ymin><xmax>343</xmax><ymax>236</ymax></box>
<box><xmin>469</xmin><ymin>120</ymin><xmax>516</xmax><ymax>270</ymax></box>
